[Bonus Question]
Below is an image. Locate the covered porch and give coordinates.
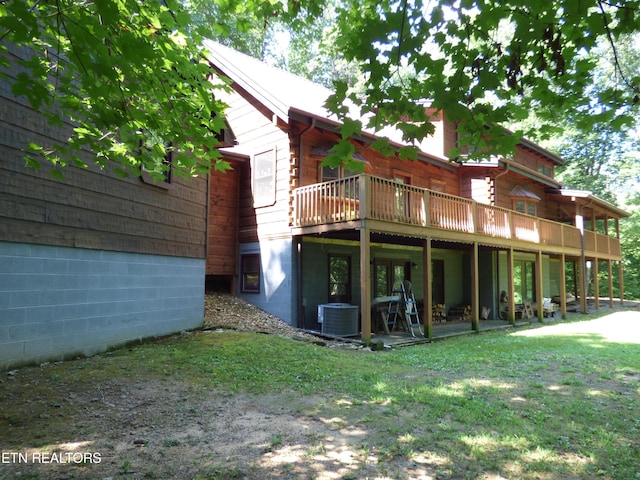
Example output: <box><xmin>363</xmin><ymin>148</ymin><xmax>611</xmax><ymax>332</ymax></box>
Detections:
<box><xmin>292</xmin><ymin>174</ymin><xmax>626</xmax><ymax>342</ymax></box>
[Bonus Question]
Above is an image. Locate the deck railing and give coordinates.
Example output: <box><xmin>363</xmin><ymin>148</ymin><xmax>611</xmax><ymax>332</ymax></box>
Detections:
<box><xmin>292</xmin><ymin>175</ymin><xmax>621</xmax><ymax>257</ymax></box>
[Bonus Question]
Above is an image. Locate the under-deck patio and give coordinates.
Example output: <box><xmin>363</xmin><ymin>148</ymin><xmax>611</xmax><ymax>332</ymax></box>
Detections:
<box><xmin>293</xmin><ymin>174</ymin><xmax>626</xmax><ymax>342</ymax></box>
<box><xmin>310</xmin><ymin>297</ymin><xmax>627</xmax><ymax>349</ymax></box>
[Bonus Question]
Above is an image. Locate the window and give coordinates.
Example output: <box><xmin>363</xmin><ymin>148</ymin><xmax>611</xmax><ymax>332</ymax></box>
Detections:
<box><xmin>320</xmin><ymin>164</ymin><xmax>361</xmax><ymax>200</ymax></box>
<box><xmin>140</xmin><ymin>138</ymin><xmax>174</xmax><ymax>186</ymax></box>
<box><xmin>514</xmin><ymin>199</ymin><xmax>537</xmax><ymax>216</ymax></box>
<box><xmin>432</xmin><ymin>259</ymin><xmax>445</xmax><ymax>304</ymax></box>
<box><xmin>374</xmin><ymin>259</ymin><xmax>410</xmax><ymax>297</ymax></box>
<box><xmin>510</xmin><ymin>186</ymin><xmax>540</xmax><ymax>217</ymax></box>
<box><xmin>394</xmin><ymin>173</ymin><xmax>411</xmax><ymax>218</ymax></box>
<box><xmin>514</xmin><ymin>260</ymin><xmax>535</xmax><ymax>303</ymax></box>
<box><xmin>537</xmin><ymin>163</ymin><xmax>552</xmax><ymax>177</ymax></box>
<box><xmin>241</xmin><ymin>254</ymin><xmax>260</xmax><ymax>293</ymax></box>
<box><xmin>430</xmin><ymin>179</ymin><xmax>446</xmax><ymax>193</ymax></box>
<box><xmin>329</xmin><ymin>255</ymin><xmax>351</xmax><ymax>303</ymax></box>
<box><xmin>319</xmin><ymin>164</ymin><xmax>359</xmax><ymax>182</ymax></box>
<box><xmin>253</xmin><ymin>149</ymin><xmax>276</xmax><ymax>207</ymax></box>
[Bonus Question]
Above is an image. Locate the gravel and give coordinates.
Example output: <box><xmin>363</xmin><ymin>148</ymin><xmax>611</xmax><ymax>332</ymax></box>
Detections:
<box><xmin>203</xmin><ymin>293</ymin><xmax>330</xmax><ymax>344</ymax></box>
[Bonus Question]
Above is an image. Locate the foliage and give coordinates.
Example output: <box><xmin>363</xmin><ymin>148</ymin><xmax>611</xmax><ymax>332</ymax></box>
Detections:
<box><xmin>620</xmin><ymin>197</ymin><xmax>640</xmax><ymax>299</ymax></box>
<box><xmin>326</xmin><ymin>0</ymin><xmax>640</xmax><ymax>161</ymax></box>
<box><xmin>5</xmin><ymin>313</ymin><xmax>639</xmax><ymax>479</ymax></box>
<box><xmin>0</xmin><ymin>0</ymin><xmax>232</xmax><ymax>178</ymax></box>
<box><xmin>549</xmin><ymin>34</ymin><xmax>640</xmax><ymax>202</ymax></box>
<box><xmin>3</xmin><ymin>1</ymin><xmax>640</xmax><ymax>175</ymax></box>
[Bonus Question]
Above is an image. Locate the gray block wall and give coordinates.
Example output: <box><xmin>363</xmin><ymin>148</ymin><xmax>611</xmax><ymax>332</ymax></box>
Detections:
<box><xmin>0</xmin><ymin>242</ymin><xmax>205</xmax><ymax>369</ymax></box>
<box><xmin>238</xmin><ymin>239</ymin><xmax>295</xmax><ymax>325</ymax></box>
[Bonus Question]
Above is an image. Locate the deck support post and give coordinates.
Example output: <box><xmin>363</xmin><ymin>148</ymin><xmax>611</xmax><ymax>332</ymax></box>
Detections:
<box><xmin>593</xmin><ymin>259</ymin><xmax>600</xmax><ymax>310</ymax></box>
<box><xmin>360</xmin><ymin>225</ymin><xmax>371</xmax><ymax>342</ymax></box>
<box><xmin>560</xmin><ymin>254</ymin><xmax>567</xmax><ymax>319</ymax></box>
<box><xmin>576</xmin><ymin>205</ymin><xmax>588</xmax><ymax>314</ymax></box>
<box><xmin>507</xmin><ymin>248</ymin><xmax>515</xmax><ymax>325</ymax></box>
<box><xmin>471</xmin><ymin>242</ymin><xmax>479</xmax><ymax>331</ymax></box>
<box><xmin>608</xmin><ymin>260</ymin><xmax>614</xmax><ymax>309</ymax></box>
<box><xmin>578</xmin><ymin>259</ymin><xmax>587</xmax><ymax>314</ymax></box>
<box><xmin>618</xmin><ymin>260</ymin><xmax>625</xmax><ymax>306</ymax></box>
<box><xmin>536</xmin><ymin>250</ymin><xmax>544</xmax><ymax>323</ymax></box>
<box><xmin>423</xmin><ymin>237</ymin><xmax>432</xmax><ymax>339</ymax></box>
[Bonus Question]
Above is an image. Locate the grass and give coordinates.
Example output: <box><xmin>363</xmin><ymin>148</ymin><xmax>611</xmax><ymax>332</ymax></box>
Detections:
<box><xmin>2</xmin><ymin>311</ymin><xmax>639</xmax><ymax>479</ymax></box>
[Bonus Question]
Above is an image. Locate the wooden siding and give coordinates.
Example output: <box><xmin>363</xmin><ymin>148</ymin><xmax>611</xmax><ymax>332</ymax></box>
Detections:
<box><xmin>207</xmin><ymin>161</ymin><xmax>241</xmax><ymax>275</ymax></box>
<box><xmin>1</xmin><ymin>47</ymin><xmax>207</xmax><ymax>259</ymax></box>
<box><xmin>216</xmin><ymin>79</ymin><xmax>293</xmax><ymax>242</ymax></box>
<box><xmin>494</xmin><ymin>172</ymin><xmax>550</xmax><ymax>220</ymax></box>
<box><xmin>296</xmin><ymin>125</ymin><xmax>459</xmax><ymax>195</ymax></box>
<box><xmin>514</xmin><ymin>144</ymin><xmax>556</xmax><ymax>178</ymax></box>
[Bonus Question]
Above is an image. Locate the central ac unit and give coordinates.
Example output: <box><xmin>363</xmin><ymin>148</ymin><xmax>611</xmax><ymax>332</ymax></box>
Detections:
<box><xmin>318</xmin><ymin>303</ymin><xmax>359</xmax><ymax>337</ymax></box>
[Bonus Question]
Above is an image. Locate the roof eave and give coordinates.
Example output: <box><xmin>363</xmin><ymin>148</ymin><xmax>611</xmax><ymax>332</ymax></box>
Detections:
<box><xmin>548</xmin><ymin>189</ymin><xmax>630</xmax><ymax>218</ymax></box>
<box><xmin>289</xmin><ymin>107</ymin><xmax>457</xmax><ymax>171</ymax></box>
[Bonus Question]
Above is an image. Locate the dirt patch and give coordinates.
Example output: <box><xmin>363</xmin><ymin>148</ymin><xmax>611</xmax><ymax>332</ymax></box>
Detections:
<box><xmin>0</xmin><ymin>295</ymin><xmax>405</xmax><ymax>480</ymax></box>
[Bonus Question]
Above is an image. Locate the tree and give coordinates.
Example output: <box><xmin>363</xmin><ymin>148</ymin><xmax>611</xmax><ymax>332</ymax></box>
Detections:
<box><xmin>2</xmin><ymin>0</ymin><xmax>640</xmax><ymax>176</ymax></box>
<box><xmin>325</xmin><ymin>0</ymin><xmax>640</xmax><ymax>162</ymax></box>
<box><xmin>1</xmin><ymin>0</ymin><xmax>233</xmax><ymax>178</ymax></box>
<box><xmin>549</xmin><ymin>34</ymin><xmax>640</xmax><ymax>200</ymax></box>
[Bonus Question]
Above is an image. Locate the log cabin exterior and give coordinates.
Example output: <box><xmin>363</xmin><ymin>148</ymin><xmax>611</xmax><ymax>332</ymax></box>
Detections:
<box><xmin>204</xmin><ymin>41</ymin><xmax>627</xmax><ymax>341</ymax></box>
<box><xmin>0</xmin><ymin>44</ymin><xmax>216</xmax><ymax>368</ymax></box>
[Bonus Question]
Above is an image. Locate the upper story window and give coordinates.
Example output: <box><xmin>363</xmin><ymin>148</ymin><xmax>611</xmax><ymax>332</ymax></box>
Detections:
<box><xmin>537</xmin><ymin>162</ymin><xmax>552</xmax><ymax>178</ymax></box>
<box><xmin>514</xmin><ymin>199</ymin><xmax>537</xmax><ymax>216</ymax></box>
<box><xmin>430</xmin><ymin>179</ymin><xmax>446</xmax><ymax>193</ymax></box>
<box><xmin>510</xmin><ymin>186</ymin><xmax>540</xmax><ymax>216</ymax></box>
<box><xmin>319</xmin><ymin>164</ymin><xmax>359</xmax><ymax>182</ymax></box>
<box><xmin>253</xmin><ymin>149</ymin><xmax>276</xmax><ymax>207</ymax></box>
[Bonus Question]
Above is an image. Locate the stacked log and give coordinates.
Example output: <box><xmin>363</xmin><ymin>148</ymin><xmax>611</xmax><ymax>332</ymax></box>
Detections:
<box><xmin>432</xmin><ymin>304</ymin><xmax>447</xmax><ymax>323</ymax></box>
<box><xmin>448</xmin><ymin>305</ymin><xmax>472</xmax><ymax>322</ymax></box>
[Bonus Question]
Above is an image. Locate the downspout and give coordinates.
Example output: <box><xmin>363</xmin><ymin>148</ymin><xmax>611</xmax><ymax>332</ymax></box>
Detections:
<box><xmin>493</xmin><ymin>160</ymin><xmax>510</xmax><ymax>195</ymax></box>
<box><xmin>295</xmin><ymin>118</ymin><xmax>316</xmax><ymax>328</ymax></box>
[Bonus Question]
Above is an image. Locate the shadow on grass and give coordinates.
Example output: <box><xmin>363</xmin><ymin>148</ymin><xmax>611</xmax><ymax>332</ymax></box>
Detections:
<box><xmin>1</xmin><ymin>312</ymin><xmax>639</xmax><ymax>479</ymax></box>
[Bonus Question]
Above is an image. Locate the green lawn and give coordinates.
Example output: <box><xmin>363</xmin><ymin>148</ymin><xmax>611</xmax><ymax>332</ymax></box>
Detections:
<box><xmin>2</xmin><ymin>309</ymin><xmax>639</xmax><ymax>479</ymax></box>
<box><xmin>109</xmin><ymin>310</ymin><xmax>640</xmax><ymax>479</ymax></box>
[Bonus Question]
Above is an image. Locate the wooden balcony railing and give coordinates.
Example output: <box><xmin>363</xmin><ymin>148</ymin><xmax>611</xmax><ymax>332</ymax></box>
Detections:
<box><xmin>292</xmin><ymin>175</ymin><xmax>622</xmax><ymax>258</ymax></box>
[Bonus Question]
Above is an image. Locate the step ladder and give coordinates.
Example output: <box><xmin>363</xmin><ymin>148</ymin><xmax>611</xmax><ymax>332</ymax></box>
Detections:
<box><xmin>388</xmin><ymin>280</ymin><xmax>424</xmax><ymax>337</ymax></box>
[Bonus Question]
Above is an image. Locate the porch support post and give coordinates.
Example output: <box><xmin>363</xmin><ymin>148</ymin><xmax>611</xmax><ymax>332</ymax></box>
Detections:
<box><xmin>576</xmin><ymin>203</ymin><xmax>587</xmax><ymax>314</ymax></box>
<box><xmin>471</xmin><ymin>242</ymin><xmax>479</xmax><ymax>331</ymax></box>
<box><xmin>423</xmin><ymin>237</ymin><xmax>433</xmax><ymax>339</ymax></box>
<box><xmin>360</xmin><ymin>225</ymin><xmax>372</xmax><ymax>342</ymax></box>
<box><xmin>608</xmin><ymin>259</ymin><xmax>614</xmax><ymax>309</ymax></box>
<box><xmin>618</xmin><ymin>260</ymin><xmax>625</xmax><ymax>306</ymax></box>
<box><xmin>578</xmin><ymin>259</ymin><xmax>587</xmax><ymax>314</ymax></box>
<box><xmin>507</xmin><ymin>248</ymin><xmax>515</xmax><ymax>325</ymax></box>
<box><xmin>593</xmin><ymin>258</ymin><xmax>600</xmax><ymax>310</ymax></box>
<box><xmin>535</xmin><ymin>250</ymin><xmax>544</xmax><ymax>322</ymax></box>
<box><xmin>560</xmin><ymin>254</ymin><xmax>567</xmax><ymax>319</ymax></box>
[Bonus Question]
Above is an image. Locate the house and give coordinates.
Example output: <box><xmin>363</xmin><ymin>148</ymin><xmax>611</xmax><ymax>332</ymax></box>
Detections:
<box><xmin>0</xmin><ymin>44</ymin><xmax>224</xmax><ymax>369</ymax></box>
<box><xmin>203</xmin><ymin>41</ymin><xmax>628</xmax><ymax>340</ymax></box>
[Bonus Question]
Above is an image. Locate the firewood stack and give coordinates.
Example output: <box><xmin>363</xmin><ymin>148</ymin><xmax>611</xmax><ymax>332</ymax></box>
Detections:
<box><xmin>432</xmin><ymin>304</ymin><xmax>447</xmax><ymax>323</ymax></box>
<box><xmin>448</xmin><ymin>304</ymin><xmax>472</xmax><ymax>322</ymax></box>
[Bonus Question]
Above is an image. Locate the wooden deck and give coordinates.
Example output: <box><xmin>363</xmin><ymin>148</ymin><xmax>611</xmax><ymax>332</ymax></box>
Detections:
<box><xmin>292</xmin><ymin>174</ymin><xmax>622</xmax><ymax>259</ymax></box>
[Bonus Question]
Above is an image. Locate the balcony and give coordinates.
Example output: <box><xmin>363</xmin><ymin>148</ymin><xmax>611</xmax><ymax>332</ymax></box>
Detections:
<box><xmin>292</xmin><ymin>175</ymin><xmax>621</xmax><ymax>259</ymax></box>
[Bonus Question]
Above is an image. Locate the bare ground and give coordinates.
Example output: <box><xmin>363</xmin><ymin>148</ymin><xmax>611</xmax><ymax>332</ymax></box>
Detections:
<box><xmin>0</xmin><ymin>294</ymin><xmax>407</xmax><ymax>480</ymax></box>
<box><xmin>1</xmin><ymin>295</ymin><xmax>638</xmax><ymax>480</ymax></box>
